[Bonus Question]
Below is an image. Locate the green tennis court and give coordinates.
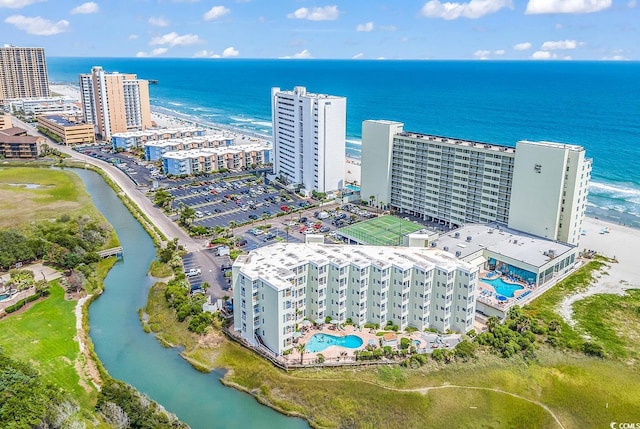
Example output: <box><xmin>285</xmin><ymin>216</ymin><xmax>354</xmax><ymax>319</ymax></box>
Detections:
<box><xmin>338</xmin><ymin>215</ymin><xmax>423</xmax><ymax>246</ymax></box>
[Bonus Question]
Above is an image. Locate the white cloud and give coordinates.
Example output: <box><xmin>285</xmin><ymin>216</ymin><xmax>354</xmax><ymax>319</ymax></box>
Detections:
<box><xmin>287</xmin><ymin>5</ymin><xmax>339</xmax><ymax>21</ymax></box>
<box><xmin>525</xmin><ymin>0</ymin><xmax>611</xmax><ymax>14</ymax></box>
<box><xmin>421</xmin><ymin>0</ymin><xmax>513</xmax><ymax>20</ymax></box>
<box><xmin>494</xmin><ymin>49</ymin><xmax>505</xmax><ymax>55</ymax></box>
<box><xmin>148</xmin><ymin>16</ymin><xmax>169</xmax><ymax>27</ymax></box>
<box><xmin>193</xmin><ymin>50</ymin><xmax>220</xmax><ymax>58</ymax></box>
<box><xmin>628</xmin><ymin>0</ymin><xmax>636</xmax><ymax>7</ymax></box>
<box><xmin>70</xmin><ymin>2</ymin><xmax>98</xmax><ymax>14</ymax></box>
<box><xmin>513</xmin><ymin>42</ymin><xmax>532</xmax><ymax>50</ymax></box>
<box><xmin>473</xmin><ymin>50</ymin><xmax>491</xmax><ymax>59</ymax></box>
<box><xmin>150</xmin><ymin>32</ymin><xmax>202</xmax><ymax>47</ymax></box>
<box><xmin>280</xmin><ymin>49</ymin><xmax>313</xmax><ymax>59</ymax></box>
<box><xmin>356</xmin><ymin>21</ymin><xmax>374</xmax><ymax>32</ymax></box>
<box><xmin>352</xmin><ymin>52</ymin><xmax>364</xmax><ymax>59</ymax></box>
<box><xmin>0</xmin><ymin>0</ymin><xmax>45</xmax><ymax>8</ymax></box>
<box><xmin>602</xmin><ymin>55</ymin><xmax>628</xmax><ymax>60</ymax></box>
<box><xmin>4</xmin><ymin>15</ymin><xmax>69</xmax><ymax>35</ymax></box>
<box><xmin>136</xmin><ymin>48</ymin><xmax>168</xmax><ymax>58</ymax></box>
<box><xmin>203</xmin><ymin>5</ymin><xmax>230</xmax><ymax>21</ymax></box>
<box><xmin>531</xmin><ymin>50</ymin><xmax>555</xmax><ymax>59</ymax></box>
<box><xmin>128</xmin><ymin>34</ymin><xmax>138</xmax><ymax>40</ymax></box>
<box><xmin>541</xmin><ymin>39</ymin><xmax>579</xmax><ymax>50</ymax></box>
<box><xmin>222</xmin><ymin>46</ymin><xmax>239</xmax><ymax>57</ymax></box>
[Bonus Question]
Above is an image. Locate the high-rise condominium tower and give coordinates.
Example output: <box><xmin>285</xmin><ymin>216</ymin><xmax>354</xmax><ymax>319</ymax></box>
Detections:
<box><xmin>0</xmin><ymin>45</ymin><xmax>50</xmax><ymax>103</ymax></box>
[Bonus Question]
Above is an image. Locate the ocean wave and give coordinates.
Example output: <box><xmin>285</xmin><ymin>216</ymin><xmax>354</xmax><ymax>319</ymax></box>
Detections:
<box><xmin>346</xmin><ymin>138</ymin><xmax>362</xmax><ymax>145</ymax></box>
<box><xmin>230</xmin><ymin>116</ymin><xmax>253</xmax><ymax>122</ymax></box>
<box><xmin>589</xmin><ymin>181</ymin><xmax>640</xmax><ymax>198</ymax></box>
<box><xmin>168</xmin><ymin>101</ymin><xmax>183</xmax><ymax>106</ymax></box>
<box><xmin>251</xmin><ymin>121</ymin><xmax>273</xmax><ymax>128</ymax></box>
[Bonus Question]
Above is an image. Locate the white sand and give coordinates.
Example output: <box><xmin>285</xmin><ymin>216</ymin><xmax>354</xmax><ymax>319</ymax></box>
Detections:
<box><xmin>345</xmin><ymin>157</ymin><xmax>361</xmax><ymax>185</ymax></box>
<box><xmin>50</xmin><ymin>84</ymin><xmax>81</xmax><ymax>100</ymax></box>
<box><xmin>558</xmin><ymin>217</ymin><xmax>640</xmax><ymax>326</ymax></box>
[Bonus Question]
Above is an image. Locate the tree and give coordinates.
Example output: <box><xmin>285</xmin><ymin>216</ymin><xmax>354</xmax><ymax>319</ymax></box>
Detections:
<box><xmin>99</xmin><ymin>401</ymin><xmax>130</xmax><ymax>429</ymax></box>
<box><xmin>486</xmin><ymin>315</ymin><xmax>500</xmax><ymax>333</ymax></box>
<box><xmin>179</xmin><ymin>204</ymin><xmax>195</xmax><ymax>226</ymax></box>
<box><xmin>296</xmin><ymin>342</ymin><xmax>306</xmax><ymax>364</ymax></box>
<box><xmin>369</xmin><ymin>195</ymin><xmax>376</xmax><ymax>207</ymax></box>
<box><xmin>284</xmin><ymin>225</ymin><xmax>291</xmax><ymax>242</ymax></box>
<box><xmin>228</xmin><ymin>221</ymin><xmax>237</xmax><ymax>239</ymax></box>
<box><xmin>153</xmin><ymin>189</ymin><xmax>174</xmax><ymax>210</ymax></box>
<box><xmin>67</xmin><ymin>270</ymin><xmax>86</xmax><ymax>294</ymax></box>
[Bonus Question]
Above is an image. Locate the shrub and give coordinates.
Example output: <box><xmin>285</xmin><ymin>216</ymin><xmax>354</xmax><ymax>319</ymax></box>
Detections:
<box><xmin>400</xmin><ymin>338</ymin><xmax>411</xmax><ymax>350</ymax></box>
<box><xmin>582</xmin><ymin>341</ymin><xmax>605</xmax><ymax>358</ymax></box>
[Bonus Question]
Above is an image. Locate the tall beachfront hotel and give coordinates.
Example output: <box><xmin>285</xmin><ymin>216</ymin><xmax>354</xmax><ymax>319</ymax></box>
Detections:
<box><xmin>271</xmin><ymin>86</ymin><xmax>346</xmax><ymax>195</ymax></box>
<box><xmin>79</xmin><ymin>66</ymin><xmax>152</xmax><ymax>140</ymax></box>
<box><xmin>0</xmin><ymin>45</ymin><xmax>50</xmax><ymax>103</ymax></box>
<box><xmin>361</xmin><ymin>120</ymin><xmax>591</xmax><ymax>245</ymax></box>
<box><xmin>233</xmin><ymin>243</ymin><xmax>478</xmax><ymax>355</ymax></box>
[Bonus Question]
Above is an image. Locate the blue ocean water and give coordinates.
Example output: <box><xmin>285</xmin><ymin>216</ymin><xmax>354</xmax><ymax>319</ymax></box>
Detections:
<box><xmin>47</xmin><ymin>58</ymin><xmax>640</xmax><ymax>227</ymax></box>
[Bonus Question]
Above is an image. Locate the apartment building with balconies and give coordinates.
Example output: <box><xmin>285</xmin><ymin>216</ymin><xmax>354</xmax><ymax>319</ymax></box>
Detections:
<box><xmin>232</xmin><ymin>243</ymin><xmax>477</xmax><ymax>355</ymax></box>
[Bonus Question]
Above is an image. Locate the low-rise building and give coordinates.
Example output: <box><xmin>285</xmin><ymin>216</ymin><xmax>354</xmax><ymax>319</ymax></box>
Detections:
<box><xmin>0</xmin><ymin>126</ymin><xmax>44</xmax><ymax>158</ymax></box>
<box><xmin>36</xmin><ymin>115</ymin><xmax>95</xmax><ymax>145</ymax></box>
<box><xmin>233</xmin><ymin>243</ymin><xmax>478</xmax><ymax>355</ymax></box>
<box><xmin>144</xmin><ymin>135</ymin><xmax>234</xmax><ymax>161</ymax></box>
<box><xmin>0</xmin><ymin>113</ymin><xmax>10</xmax><ymax>129</ymax></box>
<box><xmin>4</xmin><ymin>96</ymin><xmax>81</xmax><ymax>117</ymax></box>
<box><xmin>112</xmin><ymin>126</ymin><xmax>204</xmax><ymax>150</ymax></box>
<box><xmin>162</xmin><ymin>144</ymin><xmax>270</xmax><ymax>176</ymax></box>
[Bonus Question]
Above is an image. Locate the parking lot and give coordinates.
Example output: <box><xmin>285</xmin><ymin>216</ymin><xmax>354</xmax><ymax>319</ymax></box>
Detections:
<box><xmin>166</xmin><ymin>176</ymin><xmax>310</xmax><ymax>229</ymax></box>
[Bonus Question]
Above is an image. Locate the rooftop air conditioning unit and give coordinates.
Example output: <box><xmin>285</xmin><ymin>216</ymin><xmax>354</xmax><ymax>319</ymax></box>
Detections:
<box><xmin>466</xmin><ymin>236</ymin><xmax>472</xmax><ymax>242</ymax></box>
<box><xmin>443</xmin><ymin>246</ymin><xmax>449</xmax><ymax>251</ymax></box>
<box><xmin>513</xmin><ymin>239</ymin><xmax>518</xmax><ymax>245</ymax></box>
<box><xmin>454</xmin><ymin>232</ymin><xmax>460</xmax><ymax>238</ymax></box>
<box><xmin>455</xmin><ymin>251</ymin><xmax>462</xmax><ymax>257</ymax></box>
<box><xmin>430</xmin><ymin>241</ymin><xmax>438</xmax><ymax>247</ymax></box>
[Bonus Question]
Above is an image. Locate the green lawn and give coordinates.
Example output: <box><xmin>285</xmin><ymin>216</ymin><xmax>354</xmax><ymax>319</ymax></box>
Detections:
<box><xmin>0</xmin><ymin>281</ymin><xmax>98</xmax><ymax>409</ymax></box>
<box><xmin>338</xmin><ymin>215</ymin><xmax>423</xmax><ymax>245</ymax></box>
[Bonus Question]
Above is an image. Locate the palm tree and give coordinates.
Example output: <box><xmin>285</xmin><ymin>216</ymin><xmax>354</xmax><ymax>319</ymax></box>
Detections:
<box><xmin>486</xmin><ymin>315</ymin><xmax>500</xmax><ymax>333</ymax></box>
<box><xmin>296</xmin><ymin>342</ymin><xmax>306</xmax><ymax>364</ymax></box>
<box><xmin>369</xmin><ymin>195</ymin><xmax>376</xmax><ymax>207</ymax></box>
<box><xmin>262</xmin><ymin>213</ymin><xmax>269</xmax><ymax>227</ymax></box>
<box><xmin>284</xmin><ymin>225</ymin><xmax>291</xmax><ymax>242</ymax></box>
<box><xmin>228</xmin><ymin>220</ymin><xmax>237</xmax><ymax>241</ymax></box>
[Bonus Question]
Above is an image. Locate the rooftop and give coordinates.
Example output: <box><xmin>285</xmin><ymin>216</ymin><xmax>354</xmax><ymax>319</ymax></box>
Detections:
<box><xmin>162</xmin><ymin>143</ymin><xmax>270</xmax><ymax>160</ymax></box>
<box><xmin>145</xmin><ymin>135</ymin><xmax>232</xmax><ymax>148</ymax></box>
<box><xmin>39</xmin><ymin>115</ymin><xmax>87</xmax><ymax>128</ymax></box>
<box><xmin>434</xmin><ymin>223</ymin><xmax>575</xmax><ymax>268</ymax></box>
<box><xmin>395</xmin><ymin>132</ymin><xmax>516</xmax><ymax>154</ymax></box>
<box><xmin>234</xmin><ymin>242</ymin><xmax>477</xmax><ymax>291</ymax></box>
<box><xmin>112</xmin><ymin>127</ymin><xmax>204</xmax><ymax>139</ymax></box>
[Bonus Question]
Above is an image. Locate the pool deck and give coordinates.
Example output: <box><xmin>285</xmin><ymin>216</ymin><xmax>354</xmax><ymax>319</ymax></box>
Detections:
<box><xmin>476</xmin><ymin>270</ymin><xmax>536</xmax><ymax>311</ymax></box>
<box><xmin>284</xmin><ymin>324</ymin><xmax>460</xmax><ymax>365</ymax></box>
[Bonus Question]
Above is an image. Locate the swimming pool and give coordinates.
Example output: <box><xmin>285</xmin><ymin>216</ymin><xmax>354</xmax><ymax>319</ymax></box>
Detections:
<box><xmin>0</xmin><ymin>293</ymin><xmax>10</xmax><ymax>301</ymax></box>
<box><xmin>345</xmin><ymin>184</ymin><xmax>360</xmax><ymax>192</ymax></box>
<box><xmin>481</xmin><ymin>277</ymin><xmax>524</xmax><ymax>298</ymax></box>
<box><xmin>305</xmin><ymin>333</ymin><xmax>363</xmax><ymax>353</ymax></box>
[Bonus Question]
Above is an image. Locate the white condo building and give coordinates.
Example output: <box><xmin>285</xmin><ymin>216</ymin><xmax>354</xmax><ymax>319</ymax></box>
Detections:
<box><xmin>271</xmin><ymin>86</ymin><xmax>346</xmax><ymax>195</ymax></box>
<box><xmin>233</xmin><ymin>243</ymin><xmax>478</xmax><ymax>355</ymax></box>
<box><xmin>360</xmin><ymin>120</ymin><xmax>591</xmax><ymax>245</ymax></box>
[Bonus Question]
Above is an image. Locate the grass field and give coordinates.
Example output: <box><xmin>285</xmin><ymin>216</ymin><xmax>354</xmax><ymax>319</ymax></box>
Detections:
<box><xmin>0</xmin><ymin>166</ymin><xmax>94</xmax><ymax>230</ymax></box>
<box><xmin>0</xmin><ymin>282</ymin><xmax>98</xmax><ymax>410</ymax></box>
<box><xmin>338</xmin><ymin>215</ymin><xmax>423</xmax><ymax>246</ymax></box>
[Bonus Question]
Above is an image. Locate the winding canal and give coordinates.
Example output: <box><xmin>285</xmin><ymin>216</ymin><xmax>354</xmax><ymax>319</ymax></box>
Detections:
<box><xmin>74</xmin><ymin>168</ymin><xmax>308</xmax><ymax>429</ymax></box>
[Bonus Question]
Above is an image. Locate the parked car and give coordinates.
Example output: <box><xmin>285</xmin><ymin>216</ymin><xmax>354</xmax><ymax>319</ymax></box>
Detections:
<box><xmin>263</xmin><ymin>233</ymin><xmax>276</xmax><ymax>241</ymax></box>
<box><xmin>319</xmin><ymin>226</ymin><xmax>330</xmax><ymax>233</ymax></box>
<box><xmin>238</xmin><ymin>239</ymin><xmax>248</xmax><ymax>247</ymax></box>
<box><xmin>248</xmin><ymin>214</ymin><xmax>258</xmax><ymax>220</ymax></box>
<box><xmin>186</xmin><ymin>268</ymin><xmax>201</xmax><ymax>277</ymax></box>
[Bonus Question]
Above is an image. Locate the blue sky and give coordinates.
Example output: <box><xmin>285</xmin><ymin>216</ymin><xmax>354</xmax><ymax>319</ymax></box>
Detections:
<box><xmin>1</xmin><ymin>0</ymin><xmax>637</xmax><ymax>60</ymax></box>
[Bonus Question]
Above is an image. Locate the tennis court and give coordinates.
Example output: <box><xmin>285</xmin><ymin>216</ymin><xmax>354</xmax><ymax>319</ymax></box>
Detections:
<box><xmin>337</xmin><ymin>215</ymin><xmax>423</xmax><ymax>246</ymax></box>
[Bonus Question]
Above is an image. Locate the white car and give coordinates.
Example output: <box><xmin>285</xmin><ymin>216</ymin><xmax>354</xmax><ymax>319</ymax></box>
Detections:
<box><xmin>186</xmin><ymin>268</ymin><xmax>201</xmax><ymax>277</ymax></box>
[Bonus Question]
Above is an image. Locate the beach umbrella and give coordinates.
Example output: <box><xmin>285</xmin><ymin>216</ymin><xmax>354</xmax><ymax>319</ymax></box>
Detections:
<box><xmin>315</xmin><ymin>318</ymin><xmax>325</xmax><ymax>325</ymax></box>
<box><xmin>292</xmin><ymin>331</ymin><xmax>302</xmax><ymax>338</ymax></box>
<box><xmin>330</xmin><ymin>319</ymin><xmax>339</xmax><ymax>325</ymax></box>
<box><xmin>300</xmin><ymin>320</ymin><xmax>312</xmax><ymax>327</ymax></box>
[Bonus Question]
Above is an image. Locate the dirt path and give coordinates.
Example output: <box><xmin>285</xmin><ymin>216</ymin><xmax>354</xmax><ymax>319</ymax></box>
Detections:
<box><xmin>74</xmin><ymin>294</ymin><xmax>102</xmax><ymax>389</ymax></box>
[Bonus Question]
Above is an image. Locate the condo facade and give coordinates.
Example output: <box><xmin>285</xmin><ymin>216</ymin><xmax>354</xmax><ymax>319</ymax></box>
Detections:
<box><xmin>5</xmin><ymin>96</ymin><xmax>81</xmax><ymax>117</ymax></box>
<box><xmin>144</xmin><ymin>135</ymin><xmax>234</xmax><ymax>161</ymax></box>
<box><xmin>0</xmin><ymin>46</ymin><xmax>50</xmax><ymax>103</ymax></box>
<box><xmin>79</xmin><ymin>66</ymin><xmax>152</xmax><ymax>140</ymax></box>
<box><xmin>233</xmin><ymin>243</ymin><xmax>478</xmax><ymax>355</ymax></box>
<box><xmin>271</xmin><ymin>86</ymin><xmax>346</xmax><ymax>195</ymax></box>
<box><xmin>162</xmin><ymin>144</ymin><xmax>270</xmax><ymax>176</ymax></box>
<box><xmin>0</xmin><ymin>126</ymin><xmax>45</xmax><ymax>158</ymax></box>
<box><xmin>361</xmin><ymin>120</ymin><xmax>591</xmax><ymax>245</ymax></box>
<box><xmin>112</xmin><ymin>126</ymin><xmax>204</xmax><ymax>151</ymax></box>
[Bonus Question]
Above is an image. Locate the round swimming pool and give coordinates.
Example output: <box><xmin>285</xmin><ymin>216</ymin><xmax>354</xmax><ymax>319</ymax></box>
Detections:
<box><xmin>305</xmin><ymin>333</ymin><xmax>363</xmax><ymax>353</ymax></box>
<box><xmin>482</xmin><ymin>277</ymin><xmax>524</xmax><ymax>298</ymax></box>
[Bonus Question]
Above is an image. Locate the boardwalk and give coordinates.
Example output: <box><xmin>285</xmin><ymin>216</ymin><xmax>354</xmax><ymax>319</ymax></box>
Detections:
<box><xmin>97</xmin><ymin>247</ymin><xmax>124</xmax><ymax>259</ymax></box>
